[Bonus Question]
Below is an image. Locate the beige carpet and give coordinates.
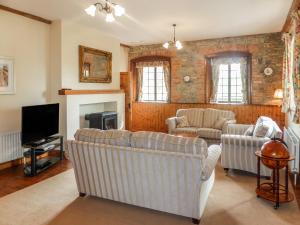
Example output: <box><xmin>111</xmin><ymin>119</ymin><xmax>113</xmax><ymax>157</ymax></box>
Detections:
<box><xmin>0</xmin><ymin>164</ymin><xmax>299</xmax><ymax>225</ymax></box>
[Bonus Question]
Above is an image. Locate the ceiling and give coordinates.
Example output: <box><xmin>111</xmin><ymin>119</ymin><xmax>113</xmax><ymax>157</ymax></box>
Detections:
<box><xmin>0</xmin><ymin>0</ymin><xmax>293</xmax><ymax>45</ymax></box>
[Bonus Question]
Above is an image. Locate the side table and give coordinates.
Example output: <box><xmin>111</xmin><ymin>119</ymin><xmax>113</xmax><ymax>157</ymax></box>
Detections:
<box><xmin>255</xmin><ymin>151</ymin><xmax>294</xmax><ymax>209</ymax></box>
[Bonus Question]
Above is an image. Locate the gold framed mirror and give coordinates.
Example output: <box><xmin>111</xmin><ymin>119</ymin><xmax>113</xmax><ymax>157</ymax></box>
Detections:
<box><xmin>79</xmin><ymin>45</ymin><xmax>112</xmax><ymax>83</ymax></box>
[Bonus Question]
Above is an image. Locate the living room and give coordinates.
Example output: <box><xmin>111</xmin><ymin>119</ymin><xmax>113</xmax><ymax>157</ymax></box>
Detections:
<box><xmin>0</xmin><ymin>0</ymin><xmax>299</xmax><ymax>224</ymax></box>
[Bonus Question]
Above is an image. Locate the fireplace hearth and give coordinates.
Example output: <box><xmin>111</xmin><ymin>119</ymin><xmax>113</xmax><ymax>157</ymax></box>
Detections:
<box><xmin>85</xmin><ymin>111</ymin><xmax>117</xmax><ymax>130</ymax></box>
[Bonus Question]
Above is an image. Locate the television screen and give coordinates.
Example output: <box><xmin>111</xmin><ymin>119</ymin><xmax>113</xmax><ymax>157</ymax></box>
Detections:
<box><xmin>21</xmin><ymin>103</ymin><xmax>59</xmax><ymax>145</ymax></box>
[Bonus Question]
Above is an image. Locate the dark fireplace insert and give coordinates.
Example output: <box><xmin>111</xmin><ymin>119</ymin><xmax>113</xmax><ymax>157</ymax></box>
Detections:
<box><xmin>85</xmin><ymin>111</ymin><xmax>117</xmax><ymax>130</ymax></box>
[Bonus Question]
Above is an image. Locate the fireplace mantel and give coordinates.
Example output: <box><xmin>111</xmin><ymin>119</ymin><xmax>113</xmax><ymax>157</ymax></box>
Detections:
<box><xmin>58</xmin><ymin>89</ymin><xmax>124</xmax><ymax>95</ymax></box>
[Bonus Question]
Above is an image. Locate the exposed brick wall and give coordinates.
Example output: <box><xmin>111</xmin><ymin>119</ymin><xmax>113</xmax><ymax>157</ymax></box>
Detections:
<box><xmin>129</xmin><ymin>33</ymin><xmax>284</xmax><ymax>105</ymax></box>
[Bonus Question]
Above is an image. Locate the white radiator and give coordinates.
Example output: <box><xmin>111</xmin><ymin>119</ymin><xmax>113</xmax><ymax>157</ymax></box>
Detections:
<box><xmin>0</xmin><ymin>131</ymin><xmax>23</xmax><ymax>164</ymax></box>
<box><xmin>283</xmin><ymin>127</ymin><xmax>300</xmax><ymax>185</ymax></box>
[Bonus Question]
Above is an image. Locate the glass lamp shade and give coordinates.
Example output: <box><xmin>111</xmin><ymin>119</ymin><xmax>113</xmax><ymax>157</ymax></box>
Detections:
<box><xmin>114</xmin><ymin>5</ymin><xmax>125</xmax><ymax>17</ymax></box>
<box><xmin>163</xmin><ymin>42</ymin><xmax>169</xmax><ymax>49</ymax></box>
<box><xmin>274</xmin><ymin>89</ymin><xmax>283</xmax><ymax>99</ymax></box>
<box><xmin>175</xmin><ymin>40</ymin><xmax>183</xmax><ymax>50</ymax></box>
<box><xmin>85</xmin><ymin>5</ymin><xmax>97</xmax><ymax>16</ymax></box>
<box><xmin>105</xmin><ymin>13</ymin><xmax>115</xmax><ymax>22</ymax></box>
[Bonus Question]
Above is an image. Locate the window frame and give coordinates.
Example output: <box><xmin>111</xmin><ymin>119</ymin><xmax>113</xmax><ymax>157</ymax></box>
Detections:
<box><xmin>205</xmin><ymin>51</ymin><xmax>252</xmax><ymax>104</ymax></box>
<box><xmin>141</xmin><ymin>66</ymin><xmax>168</xmax><ymax>102</ymax></box>
<box><xmin>130</xmin><ymin>56</ymin><xmax>171</xmax><ymax>103</ymax></box>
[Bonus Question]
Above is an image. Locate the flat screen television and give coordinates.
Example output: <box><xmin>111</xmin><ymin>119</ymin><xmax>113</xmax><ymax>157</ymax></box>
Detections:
<box><xmin>21</xmin><ymin>103</ymin><xmax>59</xmax><ymax>145</ymax></box>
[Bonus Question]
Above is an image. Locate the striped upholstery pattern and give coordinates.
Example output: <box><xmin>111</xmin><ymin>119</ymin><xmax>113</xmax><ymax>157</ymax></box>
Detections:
<box><xmin>176</xmin><ymin>108</ymin><xmax>204</xmax><ymax>127</ymax></box>
<box><xmin>172</xmin><ymin>127</ymin><xmax>198</xmax><ymax>134</ymax></box>
<box><xmin>203</xmin><ymin>108</ymin><xmax>235</xmax><ymax>128</ymax></box>
<box><xmin>167</xmin><ymin>108</ymin><xmax>236</xmax><ymax>145</ymax></box>
<box><xmin>202</xmin><ymin>145</ymin><xmax>221</xmax><ymax>180</ymax></box>
<box><xmin>67</xmin><ymin>140</ymin><xmax>220</xmax><ymax>219</ymax></box>
<box><xmin>221</xmin><ymin>123</ymin><xmax>275</xmax><ymax>176</ymax></box>
<box><xmin>131</xmin><ymin>131</ymin><xmax>208</xmax><ymax>157</ymax></box>
<box><xmin>197</xmin><ymin>128</ymin><xmax>222</xmax><ymax>140</ymax></box>
<box><xmin>226</xmin><ymin>124</ymin><xmax>253</xmax><ymax>135</ymax></box>
<box><xmin>74</xmin><ymin>129</ymin><xmax>132</xmax><ymax>147</ymax></box>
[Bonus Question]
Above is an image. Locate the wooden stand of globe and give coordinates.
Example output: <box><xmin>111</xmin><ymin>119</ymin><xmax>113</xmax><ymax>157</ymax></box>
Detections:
<box><xmin>255</xmin><ymin>151</ymin><xmax>294</xmax><ymax>209</ymax></box>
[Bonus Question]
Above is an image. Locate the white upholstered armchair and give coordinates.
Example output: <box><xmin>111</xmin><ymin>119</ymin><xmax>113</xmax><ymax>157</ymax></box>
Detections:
<box><xmin>221</xmin><ymin>117</ymin><xmax>282</xmax><ymax>177</ymax></box>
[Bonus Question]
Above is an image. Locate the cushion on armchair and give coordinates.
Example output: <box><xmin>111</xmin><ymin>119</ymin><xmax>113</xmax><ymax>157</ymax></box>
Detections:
<box><xmin>243</xmin><ymin>125</ymin><xmax>255</xmax><ymax>136</ymax></box>
<box><xmin>253</xmin><ymin>116</ymin><xmax>281</xmax><ymax>138</ymax></box>
<box><xmin>176</xmin><ymin>108</ymin><xmax>204</xmax><ymax>127</ymax></box>
<box><xmin>203</xmin><ymin>108</ymin><xmax>235</xmax><ymax>128</ymax></box>
<box><xmin>176</xmin><ymin>116</ymin><xmax>190</xmax><ymax>128</ymax></box>
<box><xmin>212</xmin><ymin>117</ymin><xmax>228</xmax><ymax>130</ymax></box>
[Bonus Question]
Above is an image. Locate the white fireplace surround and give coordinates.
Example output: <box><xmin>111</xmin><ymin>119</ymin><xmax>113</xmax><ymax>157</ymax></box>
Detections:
<box><xmin>64</xmin><ymin>93</ymin><xmax>125</xmax><ymax>139</ymax></box>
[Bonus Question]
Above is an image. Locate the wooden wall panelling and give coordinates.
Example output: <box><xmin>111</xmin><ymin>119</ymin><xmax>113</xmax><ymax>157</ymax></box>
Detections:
<box><xmin>120</xmin><ymin>72</ymin><xmax>130</xmax><ymax>130</ymax></box>
<box><xmin>131</xmin><ymin>102</ymin><xmax>285</xmax><ymax>132</ymax></box>
<box><xmin>0</xmin><ymin>4</ymin><xmax>52</xmax><ymax>24</ymax></box>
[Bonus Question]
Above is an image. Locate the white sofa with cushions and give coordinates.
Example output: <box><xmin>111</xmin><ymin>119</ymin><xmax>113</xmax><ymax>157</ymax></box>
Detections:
<box><xmin>66</xmin><ymin>129</ymin><xmax>221</xmax><ymax>224</ymax></box>
<box><xmin>221</xmin><ymin>116</ymin><xmax>283</xmax><ymax>176</ymax></box>
<box><xmin>166</xmin><ymin>108</ymin><xmax>236</xmax><ymax>144</ymax></box>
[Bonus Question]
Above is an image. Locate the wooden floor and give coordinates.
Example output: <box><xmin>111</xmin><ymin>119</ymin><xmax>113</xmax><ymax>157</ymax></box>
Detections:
<box><xmin>0</xmin><ymin>159</ymin><xmax>72</xmax><ymax>198</ymax></box>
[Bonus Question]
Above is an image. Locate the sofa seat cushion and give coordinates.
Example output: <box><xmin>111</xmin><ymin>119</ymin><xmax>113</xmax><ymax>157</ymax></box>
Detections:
<box><xmin>176</xmin><ymin>108</ymin><xmax>204</xmax><ymax>127</ymax></box>
<box><xmin>172</xmin><ymin>127</ymin><xmax>198</xmax><ymax>134</ymax></box>
<box><xmin>131</xmin><ymin>131</ymin><xmax>208</xmax><ymax>156</ymax></box>
<box><xmin>74</xmin><ymin>128</ymin><xmax>132</xmax><ymax>147</ymax></box>
<box><xmin>203</xmin><ymin>108</ymin><xmax>235</xmax><ymax>128</ymax></box>
<box><xmin>197</xmin><ymin>128</ymin><xmax>222</xmax><ymax>140</ymax></box>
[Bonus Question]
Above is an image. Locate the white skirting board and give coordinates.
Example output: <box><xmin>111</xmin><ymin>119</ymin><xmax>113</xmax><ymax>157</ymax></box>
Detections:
<box><xmin>0</xmin><ymin>131</ymin><xmax>23</xmax><ymax>164</ymax></box>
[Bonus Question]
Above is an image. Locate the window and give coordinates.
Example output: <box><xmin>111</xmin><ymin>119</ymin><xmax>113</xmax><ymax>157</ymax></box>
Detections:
<box><xmin>139</xmin><ymin>66</ymin><xmax>168</xmax><ymax>102</ymax></box>
<box><xmin>209</xmin><ymin>55</ymin><xmax>249</xmax><ymax>104</ymax></box>
<box><xmin>216</xmin><ymin>63</ymin><xmax>243</xmax><ymax>103</ymax></box>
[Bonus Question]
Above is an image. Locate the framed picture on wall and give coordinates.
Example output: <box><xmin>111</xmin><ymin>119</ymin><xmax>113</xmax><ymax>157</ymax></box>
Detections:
<box><xmin>79</xmin><ymin>45</ymin><xmax>112</xmax><ymax>83</ymax></box>
<box><xmin>0</xmin><ymin>57</ymin><xmax>15</xmax><ymax>94</ymax></box>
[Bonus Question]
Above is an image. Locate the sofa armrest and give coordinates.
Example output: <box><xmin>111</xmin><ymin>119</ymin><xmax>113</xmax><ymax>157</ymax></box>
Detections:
<box><xmin>201</xmin><ymin>145</ymin><xmax>221</xmax><ymax>181</ymax></box>
<box><xmin>166</xmin><ymin>117</ymin><xmax>177</xmax><ymax>134</ymax></box>
<box><xmin>222</xmin><ymin>120</ymin><xmax>237</xmax><ymax>134</ymax></box>
<box><xmin>221</xmin><ymin>134</ymin><xmax>270</xmax><ymax>147</ymax></box>
<box><xmin>225</xmin><ymin>123</ymin><xmax>253</xmax><ymax>135</ymax></box>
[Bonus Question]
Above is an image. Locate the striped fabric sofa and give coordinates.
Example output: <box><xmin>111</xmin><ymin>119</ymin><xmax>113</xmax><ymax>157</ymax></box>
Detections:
<box><xmin>166</xmin><ymin>108</ymin><xmax>236</xmax><ymax>145</ymax></box>
<box><xmin>221</xmin><ymin>117</ymin><xmax>282</xmax><ymax>176</ymax></box>
<box><xmin>66</xmin><ymin>129</ymin><xmax>221</xmax><ymax>224</ymax></box>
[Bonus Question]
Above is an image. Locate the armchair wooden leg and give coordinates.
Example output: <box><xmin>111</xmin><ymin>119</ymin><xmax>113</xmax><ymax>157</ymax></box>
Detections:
<box><xmin>192</xmin><ymin>218</ymin><xmax>201</xmax><ymax>224</ymax></box>
<box><xmin>79</xmin><ymin>192</ymin><xmax>86</xmax><ymax>197</ymax></box>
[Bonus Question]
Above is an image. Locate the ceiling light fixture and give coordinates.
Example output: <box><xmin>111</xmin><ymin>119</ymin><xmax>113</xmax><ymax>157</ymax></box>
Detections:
<box><xmin>85</xmin><ymin>0</ymin><xmax>125</xmax><ymax>22</ymax></box>
<box><xmin>163</xmin><ymin>24</ymin><xmax>183</xmax><ymax>50</ymax></box>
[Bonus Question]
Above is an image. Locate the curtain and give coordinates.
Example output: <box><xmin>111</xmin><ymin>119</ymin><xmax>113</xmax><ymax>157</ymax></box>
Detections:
<box><xmin>136</xmin><ymin>61</ymin><xmax>170</xmax><ymax>102</ymax></box>
<box><xmin>282</xmin><ymin>14</ymin><xmax>297</xmax><ymax>119</ymax></box>
<box><xmin>137</xmin><ymin>67</ymin><xmax>143</xmax><ymax>101</ymax></box>
<box><xmin>240</xmin><ymin>57</ymin><xmax>248</xmax><ymax>104</ymax></box>
<box><xmin>163</xmin><ymin>65</ymin><xmax>170</xmax><ymax>102</ymax></box>
<box><xmin>292</xmin><ymin>12</ymin><xmax>300</xmax><ymax>123</ymax></box>
<box><xmin>211</xmin><ymin>58</ymin><xmax>221</xmax><ymax>102</ymax></box>
<box><xmin>211</xmin><ymin>57</ymin><xmax>248</xmax><ymax>103</ymax></box>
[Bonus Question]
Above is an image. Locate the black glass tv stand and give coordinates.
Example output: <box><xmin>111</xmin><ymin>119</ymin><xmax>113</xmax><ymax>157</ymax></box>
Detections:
<box><xmin>23</xmin><ymin>135</ymin><xmax>64</xmax><ymax>176</ymax></box>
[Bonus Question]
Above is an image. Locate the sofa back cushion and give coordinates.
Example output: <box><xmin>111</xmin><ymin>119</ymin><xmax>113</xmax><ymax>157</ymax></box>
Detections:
<box><xmin>203</xmin><ymin>108</ymin><xmax>235</xmax><ymax>128</ymax></box>
<box><xmin>176</xmin><ymin>108</ymin><xmax>204</xmax><ymax>127</ymax></box>
<box><xmin>74</xmin><ymin>128</ymin><xmax>132</xmax><ymax>147</ymax></box>
<box><xmin>131</xmin><ymin>131</ymin><xmax>208</xmax><ymax>157</ymax></box>
<box><xmin>253</xmin><ymin>116</ymin><xmax>282</xmax><ymax>138</ymax></box>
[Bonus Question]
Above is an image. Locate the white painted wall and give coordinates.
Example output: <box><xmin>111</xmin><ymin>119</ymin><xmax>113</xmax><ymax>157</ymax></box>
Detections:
<box><xmin>120</xmin><ymin>46</ymin><xmax>129</xmax><ymax>72</ymax></box>
<box><xmin>61</xmin><ymin>21</ymin><xmax>121</xmax><ymax>90</ymax></box>
<box><xmin>0</xmin><ymin>11</ymin><xmax>50</xmax><ymax>133</ymax></box>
